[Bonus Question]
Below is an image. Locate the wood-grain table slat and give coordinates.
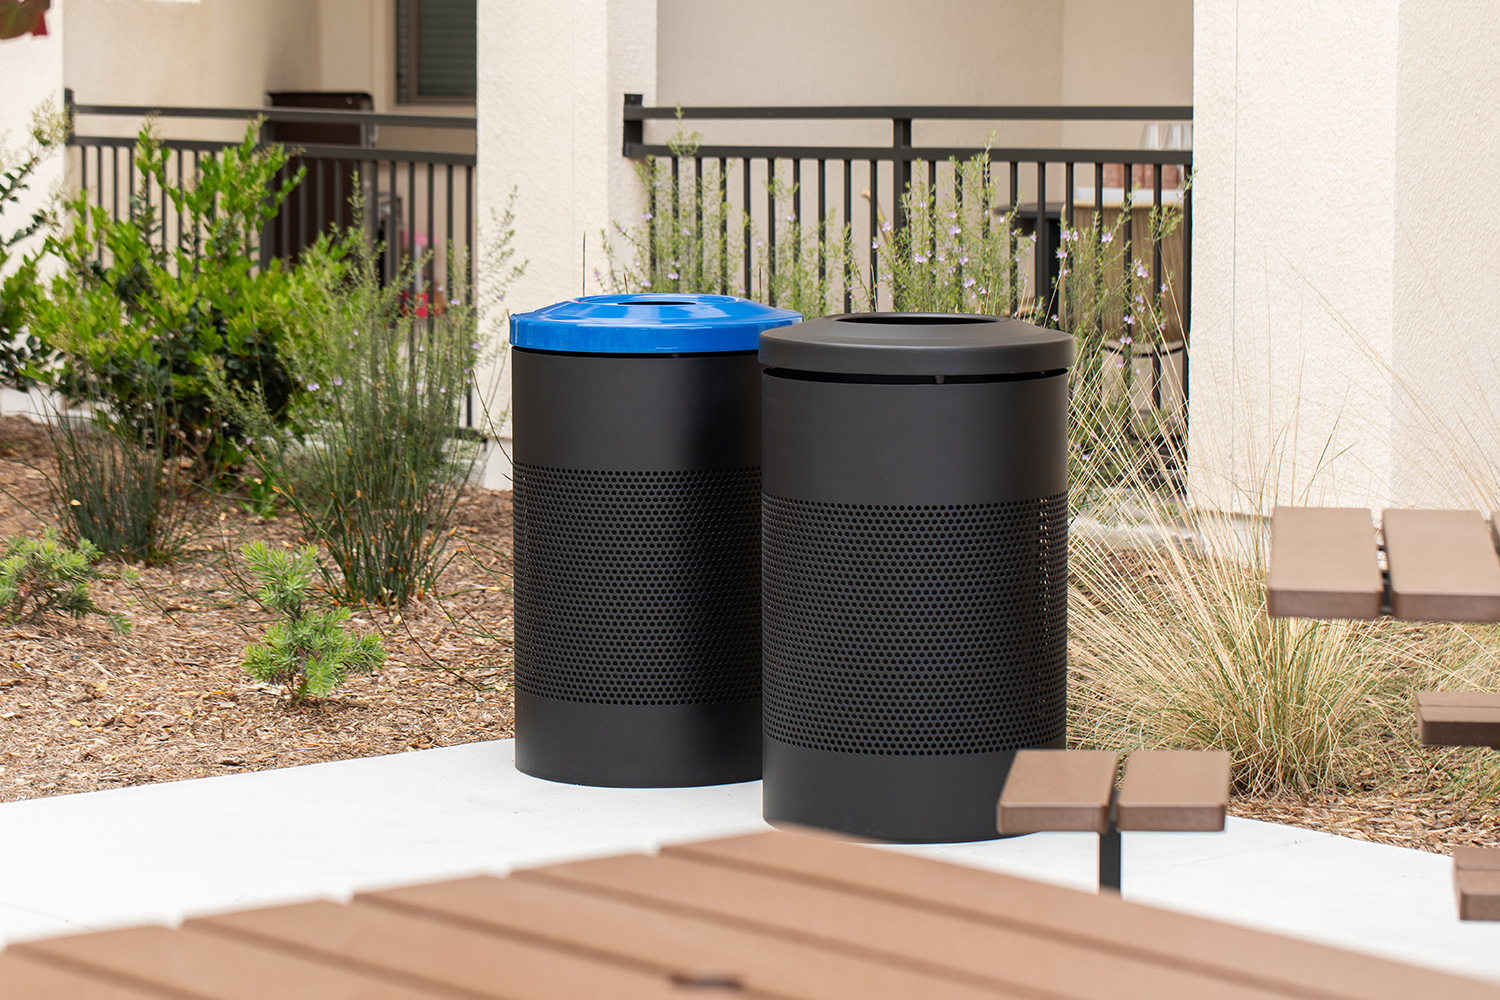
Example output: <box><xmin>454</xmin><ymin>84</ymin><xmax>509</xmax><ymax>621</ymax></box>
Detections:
<box><xmin>190</xmin><ymin>898</ymin><xmax>689</xmax><ymax>1000</ymax></box>
<box><xmin>1115</xmin><ymin>750</ymin><xmax>1231</xmax><ymax>832</ymax></box>
<box><xmin>1416</xmin><ymin>691</ymin><xmax>1500</xmax><ymax>748</ymax></box>
<box><xmin>996</xmin><ymin>749</ymin><xmax>1118</xmax><ymax>834</ymax></box>
<box><xmin>14</xmin><ymin>925</ymin><xmax>444</xmax><ymax>1000</ymax></box>
<box><xmin>666</xmin><ymin>831</ymin><xmax>1500</xmax><ymax>1000</ymax></box>
<box><xmin>518</xmin><ymin>850</ymin><xmax>1301</xmax><ymax>1000</ymax></box>
<box><xmin>362</xmin><ymin>875</ymin><xmax>1020</xmax><ymax>1000</ymax></box>
<box><xmin>0</xmin><ymin>953</ymin><xmax>170</xmax><ymax>1000</ymax></box>
<box><xmin>1267</xmin><ymin>507</ymin><xmax>1383</xmax><ymax>619</ymax></box>
<box><xmin>1383</xmin><ymin>509</ymin><xmax>1500</xmax><ymax>622</ymax></box>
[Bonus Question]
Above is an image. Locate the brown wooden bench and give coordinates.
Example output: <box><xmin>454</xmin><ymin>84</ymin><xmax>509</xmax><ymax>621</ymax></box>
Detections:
<box><xmin>1269</xmin><ymin>507</ymin><xmax>1500</xmax><ymax>921</ymax></box>
<box><xmin>997</xmin><ymin>749</ymin><xmax>1231</xmax><ymax>891</ymax></box>
<box><xmin>5</xmin><ymin>829</ymin><xmax>1498</xmax><ymax>1000</ymax></box>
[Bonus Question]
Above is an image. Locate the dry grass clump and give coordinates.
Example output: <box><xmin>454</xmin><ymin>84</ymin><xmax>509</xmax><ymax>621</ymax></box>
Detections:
<box><xmin>1067</xmin><ymin>432</ymin><xmax>1500</xmax><ymax>805</ymax></box>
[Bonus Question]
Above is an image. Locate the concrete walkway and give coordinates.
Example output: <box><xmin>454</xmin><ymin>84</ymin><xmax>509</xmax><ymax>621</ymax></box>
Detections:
<box><xmin>0</xmin><ymin>739</ymin><xmax>1497</xmax><ymax>984</ymax></box>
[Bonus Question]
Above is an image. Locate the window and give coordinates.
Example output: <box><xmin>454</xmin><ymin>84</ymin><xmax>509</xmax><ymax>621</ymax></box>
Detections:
<box><xmin>396</xmin><ymin>0</ymin><xmax>476</xmax><ymax>103</ymax></box>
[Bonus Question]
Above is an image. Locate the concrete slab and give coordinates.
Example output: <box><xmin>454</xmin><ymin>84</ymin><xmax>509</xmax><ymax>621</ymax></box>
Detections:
<box><xmin>0</xmin><ymin>738</ymin><xmax>1496</xmax><ymax>985</ymax></box>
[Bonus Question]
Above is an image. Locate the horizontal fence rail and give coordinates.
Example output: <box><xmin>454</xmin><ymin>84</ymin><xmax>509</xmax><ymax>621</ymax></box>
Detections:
<box><xmin>620</xmin><ymin>97</ymin><xmax>1192</xmax><ymax>352</ymax></box>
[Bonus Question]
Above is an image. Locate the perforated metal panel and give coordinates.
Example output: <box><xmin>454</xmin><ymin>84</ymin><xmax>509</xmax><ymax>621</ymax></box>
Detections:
<box><xmin>513</xmin><ymin>464</ymin><xmax>761</xmax><ymax>706</ymax></box>
<box><xmin>762</xmin><ymin>494</ymin><xmax>1068</xmax><ymax>755</ymax></box>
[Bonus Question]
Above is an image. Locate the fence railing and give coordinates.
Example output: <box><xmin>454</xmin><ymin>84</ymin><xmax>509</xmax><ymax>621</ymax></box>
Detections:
<box><xmin>621</xmin><ymin>97</ymin><xmax>1192</xmax><ymax>342</ymax></box>
<box><xmin>65</xmin><ymin>98</ymin><xmax>477</xmax><ymax>313</ymax></box>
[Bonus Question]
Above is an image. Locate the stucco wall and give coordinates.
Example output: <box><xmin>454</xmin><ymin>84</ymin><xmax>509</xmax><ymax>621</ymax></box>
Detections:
<box><xmin>1190</xmin><ymin>0</ymin><xmax>1500</xmax><ymax>512</ymax></box>
<box><xmin>65</xmin><ymin>0</ymin><xmax>322</xmax><ymax>140</ymax></box>
<box><xmin>0</xmin><ymin>13</ymin><xmax>66</xmax><ymax>263</ymax></box>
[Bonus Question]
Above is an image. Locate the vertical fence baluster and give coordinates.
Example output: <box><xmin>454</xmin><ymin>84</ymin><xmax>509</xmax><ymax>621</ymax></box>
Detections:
<box><xmin>766</xmin><ymin>157</ymin><xmax>777</xmax><ymax>305</ymax></box>
<box><xmin>868</xmin><ymin>159</ymin><xmax>879</xmax><ymax>309</ymax></box>
<box><xmin>718</xmin><ymin>156</ymin><xmax>728</xmax><ymax>295</ymax></box>
<box><xmin>1008</xmin><ymin>161</ymin><xmax>1019</xmax><ymax>315</ymax></box>
<box><xmin>694</xmin><ymin>155</ymin><xmax>704</xmax><ymax>290</ymax></box>
<box><xmin>817</xmin><ymin>158</ymin><xmax>826</xmax><ymax>301</ymax></box>
<box><xmin>741</xmin><ymin>157</ymin><xmax>751</xmax><ymax>296</ymax></box>
<box><xmin>843</xmin><ymin>159</ymin><xmax>852</xmax><ymax>313</ymax></box>
<box><xmin>1035</xmin><ymin>161</ymin><xmax>1047</xmax><ymax>319</ymax></box>
<box><xmin>445</xmin><ymin>163</ymin><xmax>454</xmax><ymax>297</ymax></box>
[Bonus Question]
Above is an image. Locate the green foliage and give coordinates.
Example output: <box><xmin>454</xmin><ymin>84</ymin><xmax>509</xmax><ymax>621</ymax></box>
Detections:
<box><xmin>24</xmin><ymin>119</ymin><xmax>342</xmax><ymax>482</ymax></box>
<box><xmin>240</xmin><ymin>541</ymin><xmax>385</xmax><ymax>702</ymax></box>
<box><xmin>216</xmin><ymin>214</ymin><xmax>492</xmax><ymax>606</ymax></box>
<box><xmin>44</xmin><ymin>390</ymin><xmax>193</xmax><ymax>565</ymax></box>
<box><xmin>601</xmin><ymin>118</ymin><xmax>862</xmax><ymax>318</ymax></box>
<box><xmin>0</xmin><ymin>102</ymin><xmax>67</xmax><ymax>389</ymax></box>
<box><xmin>0</xmin><ymin>528</ymin><xmax>128</xmax><ymax>633</ymax></box>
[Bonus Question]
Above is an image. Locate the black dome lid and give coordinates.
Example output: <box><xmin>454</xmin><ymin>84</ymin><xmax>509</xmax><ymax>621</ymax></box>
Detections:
<box><xmin>759</xmin><ymin>313</ymin><xmax>1074</xmax><ymax>376</ymax></box>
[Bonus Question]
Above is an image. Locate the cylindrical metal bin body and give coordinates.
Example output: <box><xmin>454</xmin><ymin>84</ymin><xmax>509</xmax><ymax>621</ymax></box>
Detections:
<box><xmin>759</xmin><ymin>314</ymin><xmax>1074</xmax><ymax>841</ymax></box>
<box><xmin>510</xmin><ymin>295</ymin><xmax>799</xmax><ymax>787</ymax></box>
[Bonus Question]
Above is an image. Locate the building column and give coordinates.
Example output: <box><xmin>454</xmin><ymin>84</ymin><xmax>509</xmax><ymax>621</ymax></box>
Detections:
<box><xmin>1190</xmin><ymin>1</ymin><xmax>1500</xmax><ymax>513</ymax></box>
<box><xmin>474</xmin><ymin>0</ymin><xmax>656</xmax><ymax>477</ymax></box>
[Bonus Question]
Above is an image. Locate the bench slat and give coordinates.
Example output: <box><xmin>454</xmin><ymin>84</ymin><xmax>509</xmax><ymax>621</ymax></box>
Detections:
<box><xmin>1454</xmin><ymin>848</ymin><xmax>1500</xmax><ymax>872</ymax></box>
<box><xmin>669</xmin><ymin>831</ymin><xmax>1500</xmax><ymax>1000</ymax></box>
<box><xmin>0</xmin><ymin>954</ymin><xmax>170</xmax><ymax>1000</ymax></box>
<box><xmin>520</xmin><ymin>851</ymin><xmax>1301</xmax><ymax>1000</ymax></box>
<box><xmin>1415</xmin><ymin>691</ymin><xmax>1500</xmax><ymax>748</ymax></box>
<box><xmin>190</xmin><ymin>898</ymin><xmax>685</xmax><ymax>1000</ymax></box>
<box><xmin>1115</xmin><ymin>750</ymin><xmax>1231</xmax><ymax>832</ymax></box>
<box><xmin>1267</xmin><ymin>507</ymin><xmax>1382</xmax><ymax>619</ymax></box>
<box><xmin>1384</xmin><ymin>510</ymin><xmax>1500</xmax><ymax>622</ymax></box>
<box><xmin>363</xmin><ymin>875</ymin><xmax>1011</xmax><ymax>1000</ymax></box>
<box><xmin>13</xmin><ymin>925</ymin><xmax>441</xmax><ymax>1000</ymax></box>
<box><xmin>1456</xmin><ymin>870</ymin><xmax>1500</xmax><ymax>922</ymax></box>
<box><xmin>996</xmin><ymin>750</ymin><xmax>1118</xmax><ymax>834</ymax></box>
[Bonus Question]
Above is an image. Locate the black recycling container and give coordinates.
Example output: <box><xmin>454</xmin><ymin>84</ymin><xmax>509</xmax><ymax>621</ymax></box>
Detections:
<box><xmin>759</xmin><ymin>313</ymin><xmax>1074</xmax><ymax>841</ymax></box>
<box><xmin>509</xmin><ymin>294</ymin><xmax>800</xmax><ymax>787</ymax></box>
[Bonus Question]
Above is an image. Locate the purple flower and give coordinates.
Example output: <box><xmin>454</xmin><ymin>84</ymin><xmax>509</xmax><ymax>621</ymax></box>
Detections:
<box><xmin>1056</xmin><ymin>248</ymin><xmax>1068</xmax><ymax>260</ymax></box>
<box><xmin>1101</xmin><ymin>232</ymin><xmax>1114</xmax><ymax>244</ymax></box>
<box><xmin>1123</xmin><ymin>315</ymin><xmax>1136</xmax><ymax>326</ymax></box>
<box><xmin>306</xmin><ymin>382</ymin><xmax>320</xmax><ymax>391</ymax></box>
<box><xmin>963</xmin><ymin>277</ymin><xmax>976</xmax><ymax>288</ymax></box>
<box><xmin>1160</xmin><ymin>282</ymin><xmax>1169</xmax><ymax>294</ymax></box>
<box><xmin>1121</xmin><ymin>335</ymin><xmax>1133</xmax><ymax>345</ymax></box>
<box><xmin>871</xmin><ymin>240</ymin><xmax>880</xmax><ymax>249</ymax></box>
<box><xmin>1135</xmin><ymin>263</ymin><xmax>1149</xmax><ymax>279</ymax></box>
<box><xmin>881</xmin><ymin>221</ymin><xmax>892</xmax><ymax>232</ymax></box>
<box><xmin>642</xmin><ymin>212</ymin><xmax>654</xmax><ymax>221</ymax></box>
<box><xmin>913</xmin><ymin>253</ymin><xmax>929</xmax><ymax>264</ymax></box>
<box><xmin>668</xmin><ymin>271</ymin><xmax>679</xmax><ymax>279</ymax></box>
<box><xmin>948</xmin><ymin>225</ymin><xmax>961</xmax><ymax>236</ymax></box>
<box><xmin>332</xmin><ymin>377</ymin><xmax>343</xmax><ymax>387</ymax></box>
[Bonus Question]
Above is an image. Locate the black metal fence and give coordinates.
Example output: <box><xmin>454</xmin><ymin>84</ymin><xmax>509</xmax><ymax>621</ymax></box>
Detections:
<box><xmin>65</xmin><ymin>99</ymin><xmax>477</xmax><ymax>310</ymax></box>
<box><xmin>622</xmin><ymin>97</ymin><xmax>1192</xmax><ymax>339</ymax></box>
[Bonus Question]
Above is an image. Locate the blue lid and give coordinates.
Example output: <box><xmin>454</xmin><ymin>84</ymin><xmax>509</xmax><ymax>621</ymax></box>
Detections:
<box><xmin>510</xmin><ymin>294</ymin><xmax>801</xmax><ymax>354</ymax></box>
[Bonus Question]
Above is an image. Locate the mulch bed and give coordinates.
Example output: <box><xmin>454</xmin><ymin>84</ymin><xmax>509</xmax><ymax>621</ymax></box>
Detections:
<box><xmin>0</xmin><ymin>414</ymin><xmax>1495</xmax><ymax>854</ymax></box>
<box><xmin>0</xmin><ymin>415</ymin><xmax>514</xmax><ymax>801</ymax></box>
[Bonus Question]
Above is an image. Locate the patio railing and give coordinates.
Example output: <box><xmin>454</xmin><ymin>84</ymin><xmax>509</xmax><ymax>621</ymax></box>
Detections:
<box><xmin>621</xmin><ymin>97</ymin><xmax>1193</xmax><ymax>340</ymax></box>
<box><xmin>64</xmin><ymin>96</ymin><xmax>477</xmax><ymax>313</ymax></box>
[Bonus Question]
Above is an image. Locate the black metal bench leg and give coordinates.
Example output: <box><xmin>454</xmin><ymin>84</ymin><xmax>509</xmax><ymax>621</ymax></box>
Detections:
<box><xmin>1099</xmin><ymin>806</ymin><xmax>1121</xmax><ymax>892</ymax></box>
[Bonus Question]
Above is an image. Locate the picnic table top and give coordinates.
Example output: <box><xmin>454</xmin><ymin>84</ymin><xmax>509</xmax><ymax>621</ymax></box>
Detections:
<box><xmin>4</xmin><ymin>828</ymin><xmax>1497</xmax><ymax>1000</ymax></box>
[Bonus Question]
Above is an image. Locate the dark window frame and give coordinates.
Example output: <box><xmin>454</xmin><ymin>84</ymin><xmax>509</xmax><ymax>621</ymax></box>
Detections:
<box><xmin>396</xmin><ymin>0</ymin><xmax>476</xmax><ymax>106</ymax></box>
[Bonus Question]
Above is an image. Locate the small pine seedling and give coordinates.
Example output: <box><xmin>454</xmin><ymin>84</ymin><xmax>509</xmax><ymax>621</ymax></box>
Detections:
<box><xmin>240</xmin><ymin>541</ymin><xmax>386</xmax><ymax>703</ymax></box>
<box><xmin>0</xmin><ymin>528</ymin><xmax>129</xmax><ymax>633</ymax></box>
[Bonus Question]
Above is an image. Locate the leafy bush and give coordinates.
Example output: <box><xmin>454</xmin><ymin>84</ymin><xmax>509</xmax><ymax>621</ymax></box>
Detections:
<box><xmin>0</xmin><ymin>528</ymin><xmax>129</xmax><ymax>633</ymax></box>
<box><xmin>219</xmin><ymin>218</ymin><xmax>487</xmax><ymax>606</ymax></box>
<box><xmin>24</xmin><ymin>120</ymin><xmax>340</xmax><ymax>483</ymax></box>
<box><xmin>240</xmin><ymin>541</ymin><xmax>385</xmax><ymax>702</ymax></box>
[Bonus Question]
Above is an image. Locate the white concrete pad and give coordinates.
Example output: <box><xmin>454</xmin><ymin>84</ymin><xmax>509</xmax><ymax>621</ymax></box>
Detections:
<box><xmin>0</xmin><ymin>738</ymin><xmax>1497</xmax><ymax>986</ymax></box>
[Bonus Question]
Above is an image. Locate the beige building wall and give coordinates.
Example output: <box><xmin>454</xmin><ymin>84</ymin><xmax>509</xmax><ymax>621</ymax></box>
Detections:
<box><xmin>1190</xmin><ymin>0</ymin><xmax>1500</xmax><ymax>513</ymax></box>
<box><xmin>0</xmin><ymin>11</ymin><xmax>66</xmax><ymax>260</ymax></box>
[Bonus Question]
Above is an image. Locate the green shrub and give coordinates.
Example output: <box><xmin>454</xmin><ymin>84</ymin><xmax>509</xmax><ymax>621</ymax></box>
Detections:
<box><xmin>240</xmin><ymin>541</ymin><xmax>385</xmax><ymax>702</ymax></box>
<box><xmin>218</xmin><ymin>218</ymin><xmax>486</xmax><ymax>607</ymax></box>
<box><xmin>0</xmin><ymin>528</ymin><xmax>128</xmax><ymax>633</ymax></box>
<box><xmin>43</xmin><ymin>390</ymin><xmax>193</xmax><ymax>565</ymax></box>
<box><xmin>24</xmin><ymin>120</ymin><xmax>342</xmax><ymax>483</ymax></box>
<box><xmin>0</xmin><ymin>102</ymin><xmax>67</xmax><ymax>390</ymax></box>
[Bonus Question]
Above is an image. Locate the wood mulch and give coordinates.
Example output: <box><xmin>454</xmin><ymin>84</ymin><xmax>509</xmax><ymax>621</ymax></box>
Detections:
<box><xmin>0</xmin><ymin>415</ymin><xmax>514</xmax><ymax>802</ymax></box>
<box><xmin>0</xmin><ymin>414</ymin><xmax>1495</xmax><ymax>855</ymax></box>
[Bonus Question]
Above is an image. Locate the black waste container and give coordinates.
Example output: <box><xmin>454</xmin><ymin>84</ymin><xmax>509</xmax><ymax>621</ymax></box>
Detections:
<box><xmin>509</xmin><ymin>294</ymin><xmax>800</xmax><ymax>787</ymax></box>
<box><xmin>759</xmin><ymin>313</ymin><xmax>1074</xmax><ymax>841</ymax></box>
